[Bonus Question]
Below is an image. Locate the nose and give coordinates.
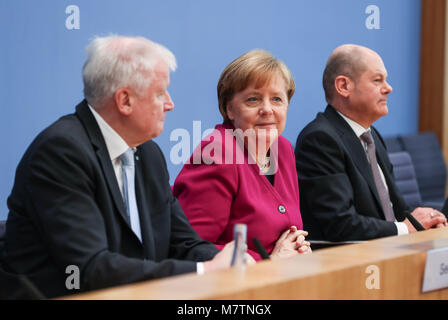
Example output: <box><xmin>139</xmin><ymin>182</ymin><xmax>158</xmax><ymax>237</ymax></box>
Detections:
<box><xmin>383</xmin><ymin>81</ymin><xmax>393</xmax><ymax>94</ymax></box>
<box><xmin>164</xmin><ymin>91</ymin><xmax>174</xmax><ymax>111</ymax></box>
<box><xmin>259</xmin><ymin>99</ymin><xmax>274</xmax><ymax>115</ymax></box>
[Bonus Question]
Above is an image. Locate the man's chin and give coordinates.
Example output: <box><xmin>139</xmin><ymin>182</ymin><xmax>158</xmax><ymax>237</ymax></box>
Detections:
<box><xmin>378</xmin><ymin>104</ymin><xmax>388</xmax><ymax>116</ymax></box>
<box><xmin>145</xmin><ymin>128</ymin><xmax>164</xmax><ymax>142</ymax></box>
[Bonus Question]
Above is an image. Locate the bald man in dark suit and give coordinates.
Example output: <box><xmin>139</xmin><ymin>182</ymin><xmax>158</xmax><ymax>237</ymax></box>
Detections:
<box><xmin>295</xmin><ymin>44</ymin><xmax>446</xmax><ymax>242</ymax></box>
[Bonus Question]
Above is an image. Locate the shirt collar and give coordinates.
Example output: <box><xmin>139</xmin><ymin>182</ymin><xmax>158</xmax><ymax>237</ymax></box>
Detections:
<box><xmin>337</xmin><ymin>111</ymin><xmax>371</xmax><ymax>138</ymax></box>
<box><xmin>88</xmin><ymin>104</ymin><xmax>130</xmax><ymax>161</ymax></box>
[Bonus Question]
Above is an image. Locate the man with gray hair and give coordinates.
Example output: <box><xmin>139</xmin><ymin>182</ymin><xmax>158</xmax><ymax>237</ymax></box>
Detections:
<box><xmin>295</xmin><ymin>44</ymin><xmax>446</xmax><ymax>243</ymax></box>
<box><xmin>1</xmin><ymin>35</ymin><xmax>236</xmax><ymax>299</ymax></box>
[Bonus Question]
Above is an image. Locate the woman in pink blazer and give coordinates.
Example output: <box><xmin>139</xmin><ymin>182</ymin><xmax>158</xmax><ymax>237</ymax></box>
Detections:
<box><xmin>173</xmin><ymin>50</ymin><xmax>311</xmax><ymax>261</ymax></box>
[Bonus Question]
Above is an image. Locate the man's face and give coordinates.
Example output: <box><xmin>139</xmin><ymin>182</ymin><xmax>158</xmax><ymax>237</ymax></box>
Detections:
<box><xmin>348</xmin><ymin>52</ymin><xmax>392</xmax><ymax>126</ymax></box>
<box><xmin>131</xmin><ymin>61</ymin><xmax>174</xmax><ymax>144</ymax></box>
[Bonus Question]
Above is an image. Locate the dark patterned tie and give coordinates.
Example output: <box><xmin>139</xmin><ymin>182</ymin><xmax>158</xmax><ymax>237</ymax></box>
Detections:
<box><xmin>360</xmin><ymin>131</ymin><xmax>396</xmax><ymax>222</ymax></box>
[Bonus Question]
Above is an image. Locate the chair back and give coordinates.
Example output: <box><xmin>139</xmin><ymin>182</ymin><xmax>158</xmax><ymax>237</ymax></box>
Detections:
<box><xmin>388</xmin><ymin>151</ymin><xmax>422</xmax><ymax>210</ymax></box>
<box><xmin>400</xmin><ymin>132</ymin><xmax>447</xmax><ymax>207</ymax></box>
<box><xmin>384</xmin><ymin>136</ymin><xmax>404</xmax><ymax>153</ymax></box>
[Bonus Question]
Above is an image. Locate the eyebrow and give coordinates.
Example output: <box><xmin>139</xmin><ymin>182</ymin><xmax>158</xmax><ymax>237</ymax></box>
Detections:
<box><xmin>245</xmin><ymin>89</ymin><xmax>287</xmax><ymax>96</ymax></box>
<box><xmin>372</xmin><ymin>72</ymin><xmax>388</xmax><ymax>78</ymax></box>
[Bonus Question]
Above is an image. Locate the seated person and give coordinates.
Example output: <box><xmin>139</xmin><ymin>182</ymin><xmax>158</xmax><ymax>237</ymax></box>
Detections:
<box><xmin>173</xmin><ymin>49</ymin><xmax>311</xmax><ymax>261</ymax></box>
<box><xmin>294</xmin><ymin>44</ymin><xmax>447</xmax><ymax>242</ymax></box>
<box><xmin>1</xmin><ymin>35</ymin><xmax>239</xmax><ymax>299</ymax></box>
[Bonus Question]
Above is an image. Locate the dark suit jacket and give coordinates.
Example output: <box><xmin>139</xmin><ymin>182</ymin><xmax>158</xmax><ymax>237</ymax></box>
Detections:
<box><xmin>294</xmin><ymin>105</ymin><xmax>409</xmax><ymax>241</ymax></box>
<box><xmin>1</xmin><ymin>100</ymin><xmax>218</xmax><ymax>298</ymax></box>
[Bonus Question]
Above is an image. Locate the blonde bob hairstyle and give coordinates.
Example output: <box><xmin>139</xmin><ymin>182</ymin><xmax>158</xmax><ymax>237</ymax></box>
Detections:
<box><xmin>217</xmin><ymin>49</ymin><xmax>295</xmax><ymax>122</ymax></box>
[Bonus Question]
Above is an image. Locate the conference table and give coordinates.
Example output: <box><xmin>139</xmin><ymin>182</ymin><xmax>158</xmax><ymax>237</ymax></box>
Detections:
<box><xmin>66</xmin><ymin>228</ymin><xmax>448</xmax><ymax>300</ymax></box>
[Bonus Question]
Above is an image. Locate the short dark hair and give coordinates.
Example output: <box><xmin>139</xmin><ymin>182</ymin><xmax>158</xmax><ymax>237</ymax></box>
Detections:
<box><xmin>322</xmin><ymin>47</ymin><xmax>366</xmax><ymax>103</ymax></box>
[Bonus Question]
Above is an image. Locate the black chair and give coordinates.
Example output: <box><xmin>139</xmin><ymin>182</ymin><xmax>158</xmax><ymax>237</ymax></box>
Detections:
<box><xmin>0</xmin><ymin>220</ymin><xmax>5</xmax><ymax>256</ymax></box>
<box><xmin>0</xmin><ymin>268</ymin><xmax>46</xmax><ymax>299</ymax></box>
<box><xmin>0</xmin><ymin>220</ymin><xmax>46</xmax><ymax>299</ymax></box>
<box><xmin>442</xmin><ymin>198</ymin><xmax>448</xmax><ymax>216</ymax></box>
<box><xmin>388</xmin><ymin>152</ymin><xmax>422</xmax><ymax>210</ymax></box>
<box><xmin>384</xmin><ymin>136</ymin><xmax>404</xmax><ymax>153</ymax></box>
<box><xmin>400</xmin><ymin>132</ymin><xmax>447</xmax><ymax>210</ymax></box>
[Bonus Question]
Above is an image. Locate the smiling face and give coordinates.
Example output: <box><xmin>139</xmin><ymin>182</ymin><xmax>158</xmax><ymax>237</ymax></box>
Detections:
<box><xmin>226</xmin><ymin>73</ymin><xmax>288</xmax><ymax>148</ymax></box>
<box><xmin>347</xmin><ymin>51</ymin><xmax>393</xmax><ymax>128</ymax></box>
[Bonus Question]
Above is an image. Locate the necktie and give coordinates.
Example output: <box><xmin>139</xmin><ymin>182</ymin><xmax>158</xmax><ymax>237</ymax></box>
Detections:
<box><xmin>120</xmin><ymin>148</ymin><xmax>142</xmax><ymax>241</ymax></box>
<box><xmin>360</xmin><ymin>131</ymin><xmax>396</xmax><ymax>222</ymax></box>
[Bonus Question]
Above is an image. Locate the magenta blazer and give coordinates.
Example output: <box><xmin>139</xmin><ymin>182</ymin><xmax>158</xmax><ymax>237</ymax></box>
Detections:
<box><xmin>173</xmin><ymin>123</ymin><xmax>303</xmax><ymax>261</ymax></box>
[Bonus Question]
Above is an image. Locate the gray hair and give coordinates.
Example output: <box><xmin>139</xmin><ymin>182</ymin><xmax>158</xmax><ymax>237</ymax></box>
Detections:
<box><xmin>82</xmin><ymin>35</ymin><xmax>177</xmax><ymax>106</ymax></box>
<box><xmin>322</xmin><ymin>45</ymin><xmax>366</xmax><ymax>103</ymax></box>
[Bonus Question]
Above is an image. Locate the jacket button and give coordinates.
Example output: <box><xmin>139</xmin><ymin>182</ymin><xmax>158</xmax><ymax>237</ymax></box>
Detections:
<box><xmin>278</xmin><ymin>205</ymin><xmax>286</xmax><ymax>214</ymax></box>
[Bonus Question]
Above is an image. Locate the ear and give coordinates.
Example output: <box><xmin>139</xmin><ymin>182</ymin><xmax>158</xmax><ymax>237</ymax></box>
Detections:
<box><xmin>334</xmin><ymin>75</ymin><xmax>352</xmax><ymax>99</ymax></box>
<box><xmin>226</xmin><ymin>101</ymin><xmax>235</xmax><ymax>121</ymax></box>
<box><xmin>114</xmin><ymin>88</ymin><xmax>133</xmax><ymax>116</ymax></box>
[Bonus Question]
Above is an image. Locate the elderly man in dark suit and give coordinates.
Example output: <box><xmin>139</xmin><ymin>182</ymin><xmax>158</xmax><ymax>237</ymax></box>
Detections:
<box><xmin>1</xmin><ymin>35</ymin><xmax>238</xmax><ymax>299</ymax></box>
<box><xmin>295</xmin><ymin>44</ymin><xmax>447</xmax><ymax>242</ymax></box>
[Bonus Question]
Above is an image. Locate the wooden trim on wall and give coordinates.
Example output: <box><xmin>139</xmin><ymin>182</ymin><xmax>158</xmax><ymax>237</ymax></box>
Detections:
<box><xmin>444</xmin><ymin>1</ymin><xmax>448</xmax><ymax>161</ymax></box>
<box><xmin>419</xmin><ymin>0</ymin><xmax>446</xmax><ymax>155</ymax></box>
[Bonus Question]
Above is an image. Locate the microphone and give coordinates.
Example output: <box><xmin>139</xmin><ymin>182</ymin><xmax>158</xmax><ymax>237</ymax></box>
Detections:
<box><xmin>231</xmin><ymin>224</ymin><xmax>247</xmax><ymax>266</ymax></box>
<box><xmin>252</xmin><ymin>237</ymin><xmax>270</xmax><ymax>260</ymax></box>
<box><xmin>403</xmin><ymin>210</ymin><xmax>425</xmax><ymax>231</ymax></box>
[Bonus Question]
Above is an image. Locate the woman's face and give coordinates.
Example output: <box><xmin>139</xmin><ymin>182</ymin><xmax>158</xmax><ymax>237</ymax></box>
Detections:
<box><xmin>227</xmin><ymin>73</ymin><xmax>289</xmax><ymax>148</ymax></box>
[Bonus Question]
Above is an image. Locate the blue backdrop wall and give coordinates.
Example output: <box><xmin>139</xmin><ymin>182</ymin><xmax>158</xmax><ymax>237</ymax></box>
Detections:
<box><xmin>0</xmin><ymin>0</ymin><xmax>421</xmax><ymax>220</ymax></box>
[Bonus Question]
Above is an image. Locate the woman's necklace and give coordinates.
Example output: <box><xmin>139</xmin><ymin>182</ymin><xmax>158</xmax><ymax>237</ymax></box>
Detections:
<box><xmin>258</xmin><ymin>158</ymin><xmax>270</xmax><ymax>171</ymax></box>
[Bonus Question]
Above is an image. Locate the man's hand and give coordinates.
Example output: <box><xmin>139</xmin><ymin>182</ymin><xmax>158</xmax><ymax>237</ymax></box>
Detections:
<box><xmin>202</xmin><ymin>241</ymin><xmax>255</xmax><ymax>273</ymax></box>
<box><xmin>404</xmin><ymin>207</ymin><xmax>447</xmax><ymax>232</ymax></box>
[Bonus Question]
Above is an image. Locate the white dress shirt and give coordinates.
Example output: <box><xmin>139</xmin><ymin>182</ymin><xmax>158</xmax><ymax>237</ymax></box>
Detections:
<box><xmin>337</xmin><ymin>111</ymin><xmax>408</xmax><ymax>235</ymax></box>
<box><xmin>89</xmin><ymin>105</ymin><xmax>130</xmax><ymax>197</ymax></box>
<box><xmin>88</xmin><ymin>105</ymin><xmax>205</xmax><ymax>273</ymax></box>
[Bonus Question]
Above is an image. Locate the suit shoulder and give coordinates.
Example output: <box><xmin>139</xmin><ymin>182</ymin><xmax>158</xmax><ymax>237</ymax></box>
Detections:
<box><xmin>277</xmin><ymin>136</ymin><xmax>295</xmax><ymax>155</ymax></box>
<box><xmin>301</xmin><ymin>111</ymin><xmax>333</xmax><ymax>132</ymax></box>
<box><xmin>11</xmin><ymin>113</ymin><xmax>95</xmax><ymax>196</ymax></box>
<box><xmin>278</xmin><ymin>135</ymin><xmax>292</xmax><ymax>147</ymax></box>
<box><xmin>296</xmin><ymin>113</ymin><xmax>340</xmax><ymax>149</ymax></box>
<box><xmin>371</xmin><ymin>125</ymin><xmax>386</xmax><ymax>144</ymax></box>
<box><xmin>138</xmin><ymin>140</ymin><xmax>167</xmax><ymax>166</ymax></box>
<box><xmin>140</xmin><ymin>139</ymin><xmax>162</xmax><ymax>153</ymax></box>
<box><xmin>24</xmin><ymin>113</ymin><xmax>90</xmax><ymax>158</ymax></box>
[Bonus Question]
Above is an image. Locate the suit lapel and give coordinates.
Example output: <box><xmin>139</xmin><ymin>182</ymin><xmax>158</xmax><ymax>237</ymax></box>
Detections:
<box><xmin>75</xmin><ymin>101</ymin><xmax>132</xmax><ymax>230</ymax></box>
<box><xmin>324</xmin><ymin>106</ymin><xmax>384</xmax><ymax>212</ymax></box>
<box><xmin>134</xmin><ymin>150</ymin><xmax>156</xmax><ymax>259</ymax></box>
<box><xmin>373</xmin><ymin>130</ymin><xmax>408</xmax><ymax>221</ymax></box>
<box><xmin>372</xmin><ymin>129</ymin><xmax>395</xmax><ymax>196</ymax></box>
